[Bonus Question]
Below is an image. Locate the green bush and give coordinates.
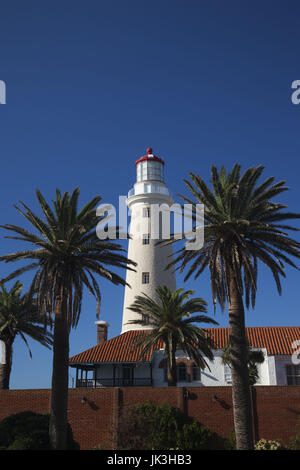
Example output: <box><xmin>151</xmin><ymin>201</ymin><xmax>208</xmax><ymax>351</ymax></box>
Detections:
<box><xmin>7</xmin><ymin>431</ymin><xmax>49</xmax><ymax>451</ymax></box>
<box><xmin>117</xmin><ymin>401</ymin><xmax>212</xmax><ymax>450</ymax></box>
<box><xmin>177</xmin><ymin>419</ymin><xmax>212</xmax><ymax>450</ymax></box>
<box><xmin>0</xmin><ymin>411</ymin><xmax>79</xmax><ymax>450</ymax></box>
<box><xmin>289</xmin><ymin>435</ymin><xmax>300</xmax><ymax>450</ymax></box>
<box><xmin>223</xmin><ymin>430</ymin><xmax>236</xmax><ymax>450</ymax></box>
<box><xmin>289</xmin><ymin>412</ymin><xmax>300</xmax><ymax>450</ymax></box>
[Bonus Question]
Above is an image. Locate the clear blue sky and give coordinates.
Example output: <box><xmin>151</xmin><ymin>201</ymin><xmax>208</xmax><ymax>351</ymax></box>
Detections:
<box><xmin>0</xmin><ymin>0</ymin><xmax>299</xmax><ymax>389</ymax></box>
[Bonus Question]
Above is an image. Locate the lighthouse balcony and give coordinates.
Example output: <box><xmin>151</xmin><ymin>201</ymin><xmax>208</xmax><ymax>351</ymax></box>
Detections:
<box><xmin>128</xmin><ymin>182</ymin><xmax>170</xmax><ymax>198</ymax></box>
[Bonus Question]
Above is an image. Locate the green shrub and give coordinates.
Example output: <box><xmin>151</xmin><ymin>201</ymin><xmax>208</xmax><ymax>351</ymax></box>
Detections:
<box><xmin>0</xmin><ymin>411</ymin><xmax>49</xmax><ymax>449</ymax></box>
<box><xmin>289</xmin><ymin>435</ymin><xmax>300</xmax><ymax>450</ymax></box>
<box><xmin>0</xmin><ymin>411</ymin><xmax>79</xmax><ymax>450</ymax></box>
<box><xmin>7</xmin><ymin>432</ymin><xmax>47</xmax><ymax>451</ymax></box>
<box><xmin>289</xmin><ymin>413</ymin><xmax>300</xmax><ymax>450</ymax></box>
<box><xmin>117</xmin><ymin>401</ymin><xmax>212</xmax><ymax>450</ymax></box>
<box><xmin>177</xmin><ymin>419</ymin><xmax>212</xmax><ymax>450</ymax></box>
<box><xmin>92</xmin><ymin>444</ymin><xmax>103</xmax><ymax>450</ymax></box>
<box><xmin>223</xmin><ymin>430</ymin><xmax>236</xmax><ymax>450</ymax></box>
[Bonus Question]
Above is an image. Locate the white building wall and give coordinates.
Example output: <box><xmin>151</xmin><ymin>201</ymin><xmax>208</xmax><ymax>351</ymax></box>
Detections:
<box><xmin>267</xmin><ymin>355</ymin><xmax>277</xmax><ymax>385</ymax></box>
<box><xmin>151</xmin><ymin>349</ymin><xmax>232</xmax><ymax>387</ymax></box>
<box><xmin>266</xmin><ymin>355</ymin><xmax>294</xmax><ymax>385</ymax></box>
<box><xmin>152</xmin><ymin>347</ymin><xmax>277</xmax><ymax>387</ymax></box>
<box><xmin>273</xmin><ymin>355</ymin><xmax>293</xmax><ymax>385</ymax></box>
<box><xmin>90</xmin><ymin>350</ymin><xmax>294</xmax><ymax>387</ymax></box>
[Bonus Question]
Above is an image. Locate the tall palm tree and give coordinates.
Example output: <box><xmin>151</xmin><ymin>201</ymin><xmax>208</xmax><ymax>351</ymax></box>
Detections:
<box><xmin>0</xmin><ymin>188</ymin><xmax>136</xmax><ymax>449</ymax></box>
<box><xmin>165</xmin><ymin>164</ymin><xmax>300</xmax><ymax>449</ymax></box>
<box><xmin>0</xmin><ymin>281</ymin><xmax>52</xmax><ymax>389</ymax></box>
<box><xmin>127</xmin><ymin>285</ymin><xmax>218</xmax><ymax>386</ymax></box>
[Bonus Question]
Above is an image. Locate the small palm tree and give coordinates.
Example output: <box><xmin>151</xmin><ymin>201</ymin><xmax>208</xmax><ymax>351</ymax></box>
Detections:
<box><xmin>0</xmin><ymin>188</ymin><xmax>136</xmax><ymax>449</ymax></box>
<box><xmin>247</xmin><ymin>351</ymin><xmax>265</xmax><ymax>386</ymax></box>
<box><xmin>165</xmin><ymin>164</ymin><xmax>300</xmax><ymax>449</ymax></box>
<box><xmin>0</xmin><ymin>281</ymin><xmax>52</xmax><ymax>389</ymax></box>
<box><xmin>221</xmin><ymin>342</ymin><xmax>265</xmax><ymax>386</ymax></box>
<box><xmin>128</xmin><ymin>285</ymin><xmax>218</xmax><ymax>386</ymax></box>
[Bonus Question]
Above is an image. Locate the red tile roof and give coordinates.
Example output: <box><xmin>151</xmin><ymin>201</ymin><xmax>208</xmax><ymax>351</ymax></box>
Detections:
<box><xmin>70</xmin><ymin>330</ymin><xmax>160</xmax><ymax>365</ymax></box>
<box><xmin>69</xmin><ymin>326</ymin><xmax>300</xmax><ymax>365</ymax></box>
<box><xmin>207</xmin><ymin>326</ymin><xmax>300</xmax><ymax>356</ymax></box>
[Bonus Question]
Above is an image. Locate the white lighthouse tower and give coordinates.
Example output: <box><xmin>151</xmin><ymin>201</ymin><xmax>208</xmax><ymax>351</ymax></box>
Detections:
<box><xmin>121</xmin><ymin>148</ymin><xmax>176</xmax><ymax>333</ymax></box>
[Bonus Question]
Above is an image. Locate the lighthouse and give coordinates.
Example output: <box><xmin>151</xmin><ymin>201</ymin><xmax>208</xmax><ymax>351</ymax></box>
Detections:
<box><xmin>121</xmin><ymin>148</ymin><xmax>176</xmax><ymax>333</ymax></box>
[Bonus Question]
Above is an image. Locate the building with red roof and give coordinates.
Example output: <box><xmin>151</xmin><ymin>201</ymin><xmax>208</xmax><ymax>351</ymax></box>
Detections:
<box><xmin>69</xmin><ymin>149</ymin><xmax>300</xmax><ymax>388</ymax></box>
<box><xmin>69</xmin><ymin>325</ymin><xmax>300</xmax><ymax>387</ymax></box>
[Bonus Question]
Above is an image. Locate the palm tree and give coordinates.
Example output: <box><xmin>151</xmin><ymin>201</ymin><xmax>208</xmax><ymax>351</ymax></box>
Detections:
<box><xmin>165</xmin><ymin>164</ymin><xmax>300</xmax><ymax>449</ymax></box>
<box><xmin>127</xmin><ymin>285</ymin><xmax>218</xmax><ymax>386</ymax></box>
<box><xmin>0</xmin><ymin>188</ymin><xmax>136</xmax><ymax>449</ymax></box>
<box><xmin>0</xmin><ymin>281</ymin><xmax>52</xmax><ymax>389</ymax></box>
<box><xmin>221</xmin><ymin>342</ymin><xmax>265</xmax><ymax>386</ymax></box>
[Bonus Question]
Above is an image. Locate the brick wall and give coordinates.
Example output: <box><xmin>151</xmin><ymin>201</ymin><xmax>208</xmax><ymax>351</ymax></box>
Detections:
<box><xmin>253</xmin><ymin>386</ymin><xmax>300</xmax><ymax>443</ymax></box>
<box><xmin>0</xmin><ymin>386</ymin><xmax>299</xmax><ymax>449</ymax></box>
<box><xmin>0</xmin><ymin>388</ymin><xmax>117</xmax><ymax>450</ymax></box>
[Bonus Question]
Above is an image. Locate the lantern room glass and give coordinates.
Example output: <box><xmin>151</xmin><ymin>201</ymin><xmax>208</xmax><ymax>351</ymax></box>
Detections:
<box><xmin>136</xmin><ymin>160</ymin><xmax>164</xmax><ymax>182</ymax></box>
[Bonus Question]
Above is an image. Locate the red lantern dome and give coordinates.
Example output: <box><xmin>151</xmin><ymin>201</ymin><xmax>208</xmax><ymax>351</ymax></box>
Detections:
<box><xmin>135</xmin><ymin>147</ymin><xmax>165</xmax><ymax>167</ymax></box>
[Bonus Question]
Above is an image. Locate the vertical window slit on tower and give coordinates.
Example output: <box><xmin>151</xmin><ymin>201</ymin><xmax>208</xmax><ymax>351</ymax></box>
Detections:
<box><xmin>143</xmin><ymin>234</ymin><xmax>150</xmax><ymax>244</ymax></box>
<box><xmin>143</xmin><ymin>207</ymin><xmax>150</xmax><ymax>218</ymax></box>
<box><xmin>142</xmin><ymin>272</ymin><xmax>150</xmax><ymax>284</ymax></box>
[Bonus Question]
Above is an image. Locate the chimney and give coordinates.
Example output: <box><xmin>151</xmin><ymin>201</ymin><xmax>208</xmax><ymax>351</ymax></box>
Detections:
<box><xmin>95</xmin><ymin>321</ymin><xmax>109</xmax><ymax>345</ymax></box>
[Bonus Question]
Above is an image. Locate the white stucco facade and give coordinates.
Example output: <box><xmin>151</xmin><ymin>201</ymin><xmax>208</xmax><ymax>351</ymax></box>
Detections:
<box><xmin>85</xmin><ymin>348</ymin><xmax>298</xmax><ymax>388</ymax></box>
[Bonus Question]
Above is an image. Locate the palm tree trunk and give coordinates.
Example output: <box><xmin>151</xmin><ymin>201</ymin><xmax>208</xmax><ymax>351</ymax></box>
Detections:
<box><xmin>228</xmin><ymin>268</ymin><xmax>253</xmax><ymax>450</ymax></box>
<box><xmin>49</xmin><ymin>298</ymin><xmax>69</xmax><ymax>450</ymax></box>
<box><xmin>0</xmin><ymin>340</ymin><xmax>13</xmax><ymax>389</ymax></box>
<box><xmin>166</xmin><ymin>340</ymin><xmax>177</xmax><ymax>386</ymax></box>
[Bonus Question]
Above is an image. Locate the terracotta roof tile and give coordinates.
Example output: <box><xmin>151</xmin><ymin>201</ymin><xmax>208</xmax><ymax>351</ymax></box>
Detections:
<box><xmin>69</xmin><ymin>326</ymin><xmax>300</xmax><ymax>365</ymax></box>
<box><xmin>70</xmin><ymin>330</ymin><xmax>163</xmax><ymax>365</ymax></box>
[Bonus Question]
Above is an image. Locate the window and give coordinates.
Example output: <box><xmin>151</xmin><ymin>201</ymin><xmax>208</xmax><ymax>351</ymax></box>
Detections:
<box><xmin>136</xmin><ymin>165</ymin><xmax>142</xmax><ymax>182</ymax></box>
<box><xmin>122</xmin><ymin>366</ymin><xmax>132</xmax><ymax>379</ymax></box>
<box><xmin>122</xmin><ymin>365</ymin><xmax>133</xmax><ymax>385</ymax></box>
<box><xmin>177</xmin><ymin>363</ymin><xmax>187</xmax><ymax>382</ymax></box>
<box><xmin>224</xmin><ymin>364</ymin><xmax>232</xmax><ymax>384</ymax></box>
<box><xmin>147</xmin><ymin>161</ymin><xmax>163</xmax><ymax>181</ymax></box>
<box><xmin>142</xmin><ymin>272</ymin><xmax>150</xmax><ymax>284</ymax></box>
<box><xmin>286</xmin><ymin>364</ymin><xmax>300</xmax><ymax>385</ymax></box>
<box><xmin>136</xmin><ymin>161</ymin><xmax>163</xmax><ymax>182</ymax></box>
<box><xmin>192</xmin><ymin>364</ymin><xmax>201</xmax><ymax>381</ymax></box>
<box><xmin>143</xmin><ymin>207</ymin><xmax>150</xmax><ymax>218</ymax></box>
<box><xmin>143</xmin><ymin>234</ymin><xmax>150</xmax><ymax>245</ymax></box>
<box><xmin>143</xmin><ymin>162</ymin><xmax>148</xmax><ymax>180</ymax></box>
